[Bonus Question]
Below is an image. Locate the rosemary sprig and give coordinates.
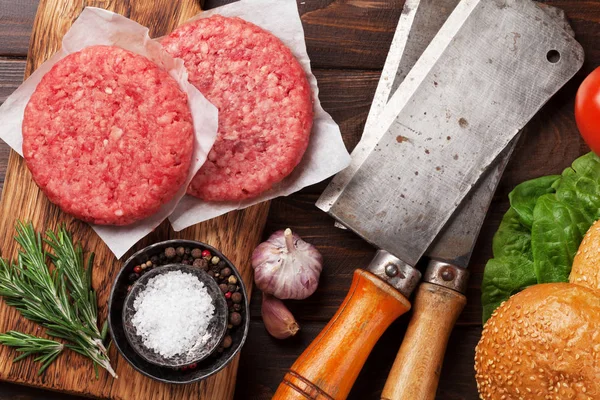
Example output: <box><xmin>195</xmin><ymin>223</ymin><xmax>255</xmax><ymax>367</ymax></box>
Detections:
<box><xmin>0</xmin><ymin>222</ymin><xmax>116</xmax><ymax>378</ymax></box>
<box><xmin>0</xmin><ymin>331</ymin><xmax>63</xmax><ymax>375</ymax></box>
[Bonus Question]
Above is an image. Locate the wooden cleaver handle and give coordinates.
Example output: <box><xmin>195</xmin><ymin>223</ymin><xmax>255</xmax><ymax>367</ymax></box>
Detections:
<box><xmin>380</xmin><ymin>282</ymin><xmax>466</xmax><ymax>400</ymax></box>
<box><xmin>273</xmin><ymin>269</ymin><xmax>411</xmax><ymax>400</ymax></box>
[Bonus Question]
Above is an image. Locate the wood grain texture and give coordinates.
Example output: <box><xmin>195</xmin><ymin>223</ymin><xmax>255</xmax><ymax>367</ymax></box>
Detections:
<box><xmin>0</xmin><ymin>0</ymin><xmax>270</xmax><ymax>400</ymax></box>
<box><xmin>0</xmin><ymin>0</ymin><xmax>39</xmax><ymax>56</ymax></box>
<box><xmin>0</xmin><ymin>0</ymin><xmax>599</xmax><ymax>399</ymax></box>
<box><xmin>381</xmin><ymin>283</ymin><xmax>466</xmax><ymax>400</ymax></box>
<box><xmin>274</xmin><ymin>270</ymin><xmax>411</xmax><ymax>400</ymax></box>
<box><xmin>0</xmin><ymin>59</ymin><xmax>25</xmax><ymax>104</ymax></box>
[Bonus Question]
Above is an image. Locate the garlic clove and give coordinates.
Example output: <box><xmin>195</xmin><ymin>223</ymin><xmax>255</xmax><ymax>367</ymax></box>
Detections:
<box><xmin>261</xmin><ymin>293</ymin><xmax>299</xmax><ymax>339</ymax></box>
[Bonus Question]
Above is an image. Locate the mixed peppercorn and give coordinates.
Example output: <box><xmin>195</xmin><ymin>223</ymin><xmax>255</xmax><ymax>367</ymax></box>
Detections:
<box><xmin>127</xmin><ymin>245</ymin><xmax>244</xmax><ymax>371</ymax></box>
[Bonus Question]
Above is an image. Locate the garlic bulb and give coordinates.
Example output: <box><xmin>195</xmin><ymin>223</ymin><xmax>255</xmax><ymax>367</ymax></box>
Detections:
<box><xmin>261</xmin><ymin>293</ymin><xmax>299</xmax><ymax>339</ymax></box>
<box><xmin>251</xmin><ymin>228</ymin><xmax>323</xmax><ymax>300</ymax></box>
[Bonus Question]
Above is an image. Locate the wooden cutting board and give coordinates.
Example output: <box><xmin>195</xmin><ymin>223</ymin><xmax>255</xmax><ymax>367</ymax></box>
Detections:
<box><xmin>0</xmin><ymin>0</ymin><xmax>269</xmax><ymax>399</ymax></box>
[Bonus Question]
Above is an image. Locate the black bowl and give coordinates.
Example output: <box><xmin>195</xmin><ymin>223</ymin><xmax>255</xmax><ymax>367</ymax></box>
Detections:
<box><xmin>108</xmin><ymin>239</ymin><xmax>250</xmax><ymax>384</ymax></box>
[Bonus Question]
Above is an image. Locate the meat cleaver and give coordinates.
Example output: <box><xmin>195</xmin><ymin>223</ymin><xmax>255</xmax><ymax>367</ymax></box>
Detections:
<box><xmin>379</xmin><ymin>4</ymin><xmax>577</xmax><ymax>400</ymax></box>
<box><xmin>273</xmin><ymin>1</ymin><xmax>584</xmax><ymax>399</ymax></box>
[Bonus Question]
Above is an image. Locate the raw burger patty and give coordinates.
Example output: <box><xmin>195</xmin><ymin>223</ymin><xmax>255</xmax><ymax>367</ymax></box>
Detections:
<box><xmin>22</xmin><ymin>45</ymin><xmax>194</xmax><ymax>225</ymax></box>
<box><xmin>162</xmin><ymin>15</ymin><xmax>313</xmax><ymax>201</ymax></box>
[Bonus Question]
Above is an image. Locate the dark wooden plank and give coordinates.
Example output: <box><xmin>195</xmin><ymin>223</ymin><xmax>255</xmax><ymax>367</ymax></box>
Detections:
<box><xmin>0</xmin><ymin>58</ymin><xmax>25</xmax><ymax>105</ymax></box>
<box><xmin>1</xmin><ymin>0</ymin><xmax>600</xmax><ymax>399</ymax></box>
<box><xmin>0</xmin><ymin>0</ymin><xmax>39</xmax><ymax>56</ymax></box>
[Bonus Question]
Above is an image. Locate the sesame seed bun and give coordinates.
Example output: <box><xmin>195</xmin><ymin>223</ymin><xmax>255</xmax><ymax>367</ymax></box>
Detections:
<box><xmin>475</xmin><ymin>283</ymin><xmax>600</xmax><ymax>399</ymax></box>
<box><xmin>570</xmin><ymin>219</ymin><xmax>600</xmax><ymax>290</ymax></box>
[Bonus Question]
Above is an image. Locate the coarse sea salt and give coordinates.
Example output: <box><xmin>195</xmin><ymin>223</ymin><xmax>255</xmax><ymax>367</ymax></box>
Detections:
<box><xmin>131</xmin><ymin>270</ymin><xmax>215</xmax><ymax>358</ymax></box>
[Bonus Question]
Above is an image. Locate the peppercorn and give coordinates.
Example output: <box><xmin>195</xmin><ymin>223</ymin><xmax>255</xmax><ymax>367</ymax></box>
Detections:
<box><xmin>217</xmin><ymin>260</ymin><xmax>227</xmax><ymax>269</ymax></box>
<box><xmin>225</xmin><ymin>292</ymin><xmax>232</xmax><ymax>299</ymax></box>
<box><xmin>133</xmin><ymin>265</ymin><xmax>142</xmax><ymax>274</ymax></box>
<box><xmin>227</xmin><ymin>284</ymin><xmax>237</xmax><ymax>293</ymax></box>
<box><xmin>231</xmin><ymin>292</ymin><xmax>243</xmax><ymax>304</ymax></box>
<box><xmin>128</xmin><ymin>272</ymin><xmax>139</xmax><ymax>283</ymax></box>
<box><xmin>188</xmin><ymin>362</ymin><xmax>197</xmax><ymax>369</ymax></box>
<box><xmin>228</xmin><ymin>275</ymin><xmax>237</xmax><ymax>285</ymax></box>
<box><xmin>145</xmin><ymin>260</ymin><xmax>152</xmax><ymax>268</ymax></box>
<box><xmin>202</xmin><ymin>249</ymin><xmax>211</xmax><ymax>259</ymax></box>
<box><xmin>176</xmin><ymin>246</ymin><xmax>185</xmax><ymax>257</ymax></box>
<box><xmin>174</xmin><ymin>256</ymin><xmax>182</xmax><ymax>263</ymax></box>
<box><xmin>150</xmin><ymin>256</ymin><xmax>159</xmax><ymax>264</ymax></box>
<box><xmin>191</xmin><ymin>248</ymin><xmax>202</xmax><ymax>258</ymax></box>
<box><xmin>140</xmin><ymin>263</ymin><xmax>147</xmax><ymax>270</ymax></box>
<box><xmin>182</xmin><ymin>259</ymin><xmax>192</xmax><ymax>265</ymax></box>
<box><xmin>217</xmin><ymin>347</ymin><xmax>224</xmax><ymax>353</ymax></box>
<box><xmin>229</xmin><ymin>312</ymin><xmax>242</xmax><ymax>326</ymax></box>
<box><xmin>233</xmin><ymin>304</ymin><xmax>242</xmax><ymax>311</ymax></box>
<box><xmin>211</xmin><ymin>256</ymin><xmax>220</xmax><ymax>265</ymax></box>
<box><xmin>193</xmin><ymin>258</ymin><xmax>208</xmax><ymax>270</ymax></box>
<box><xmin>219</xmin><ymin>284</ymin><xmax>228</xmax><ymax>294</ymax></box>
<box><xmin>181</xmin><ymin>365</ymin><xmax>188</xmax><ymax>371</ymax></box>
<box><xmin>220</xmin><ymin>267</ymin><xmax>232</xmax><ymax>278</ymax></box>
<box><xmin>165</xmin><ymin>247</ymin><xmax>176</xmax><ymax>259</ymax></box>
<box><xmin>207</xmin><ymin>270</ymin><xmax>215</xmax><ymax>278</ymax></box>
<box><xmin>184</xmin><ymin>247</ymin><xmax>191</xmax><ymax>255</ymax></box>
<box><xmin>222</xmin><ymin>335</ymin><xmax>233</xmax><ymax>349</ymax></box>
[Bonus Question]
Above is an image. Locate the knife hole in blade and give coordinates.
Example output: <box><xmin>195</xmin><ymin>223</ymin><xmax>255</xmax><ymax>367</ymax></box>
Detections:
<box><xmin>546</xmin><ymin>50</ymin><xmax>560</xmax><ymax>63</ymax></box>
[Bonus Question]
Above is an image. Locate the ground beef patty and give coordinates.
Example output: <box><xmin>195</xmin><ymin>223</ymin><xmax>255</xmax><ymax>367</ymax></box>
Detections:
<box><xmin>22</xmin><ymin>45</ymin><xmax>194</xmax><ymax>225</ymax></box>
<box><xmin>162</xmin><ymin>15</ymin><xmax>313</xmax><ymax>201</ymax></box>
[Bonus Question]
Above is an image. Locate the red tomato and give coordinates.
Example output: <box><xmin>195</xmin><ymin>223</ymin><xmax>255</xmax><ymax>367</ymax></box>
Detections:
<box><xmin>575</xmin><ymin>67</ymin><xmax>600</xmax><ymax>155</ymax></box>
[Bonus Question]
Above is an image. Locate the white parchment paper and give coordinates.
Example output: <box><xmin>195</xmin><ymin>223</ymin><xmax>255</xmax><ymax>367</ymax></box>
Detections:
<box><xmin>168</xmin><ymin>0</ymin><xmax>351</xmax><ymax>231</ymax></box>
<box><xmin>0</xmin><ymin>8</ymin><xmax>218</xmax><ymax>258</ymax></box>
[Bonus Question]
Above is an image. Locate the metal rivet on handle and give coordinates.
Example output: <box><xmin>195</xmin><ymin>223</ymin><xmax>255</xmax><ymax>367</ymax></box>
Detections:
<box><xmin>367</xmin><ymin>250</ymin><xmax>421</xmax><ymax>298</ymax></box>
<box><xmin>423</xmin><ymin>260</ymin><xmax>469</xmax><ymax>294</ymax></box>
<box><xmin>440</xmin><ymin>266</ymin><xmax>456</xmax><ymax>281</ymax></box>
<box><xmin>385</xmin><ymin>264</ymin><xmax>399</xmax><ymax>277</ymax></box>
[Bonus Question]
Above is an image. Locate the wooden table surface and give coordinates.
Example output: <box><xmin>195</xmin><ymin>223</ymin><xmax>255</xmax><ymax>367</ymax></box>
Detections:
<box><xmin>0</xmin><ymin>0</ymin><xmax>597</xmax><ymax>399</ymax></box>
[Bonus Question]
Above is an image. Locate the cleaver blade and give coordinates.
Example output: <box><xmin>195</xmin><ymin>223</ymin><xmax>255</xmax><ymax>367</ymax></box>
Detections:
<box><xmin>379</xmin><ymin>4</ymin><xmax>580</xmax><ymax>398</ymax></box>
<box><xmin>424</xmin><ymin>2</ymin><xmax>578</xmax><ymax>268</ymax></box>
<box><xmin>323</xmin><ymin>0</ymin><xmax>584</xmax><ymax>268</ymax></box>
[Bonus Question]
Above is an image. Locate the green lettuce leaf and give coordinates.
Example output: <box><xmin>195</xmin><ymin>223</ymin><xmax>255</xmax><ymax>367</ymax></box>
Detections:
<box><xmin>481</xmin><ymin>179</ymin><xmax>555</xmax><ymax>323</ymax></box>
<box><xmin>481</xmin><ymin>152</ymin><xmax>600</xmax><ymax>323</ymax></box>
<box><xmin>532</xmin><ymin>153</ymin><xmax>600</xmax><ymax>283</ymax></box>
<box><xmin>508</xmin><ymin>175</ymin><xmax>560</xmax><ymax>229</ymax></box>
<box><xmin>481</xmin><ymin>255</ymin><xmax>537</xmax><ymax>323</ymax></box>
